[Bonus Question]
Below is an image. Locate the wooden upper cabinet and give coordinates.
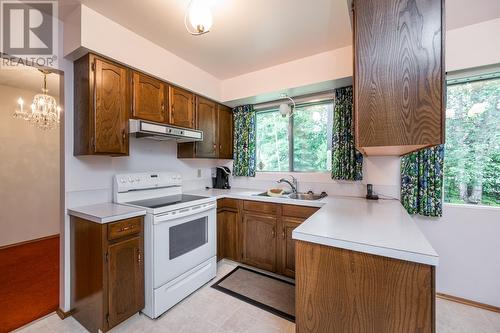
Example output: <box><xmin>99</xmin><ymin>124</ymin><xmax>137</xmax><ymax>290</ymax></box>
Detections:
<box><xmin>353</xmin><ymin>0</ymin><xmax>445</xmax><ymax>156</ymax></box>
<box><xmin>131</xmin><ymin>71</ymin><xmax>168</xmax><ymax>123</ymax></box>
<box><xmin>217</xmin><ymin>104</ymin><xmax>233</xmax><ymax>159</ymax></box>
<box><xmin>195</xmin><ymin>96</ymin><xmax>218</xmax><ymax>158</ymax></box>
<box><xmin>74</xmin><ymin>53</ymin><xmax>129</xmax><ymax>156</ymax></box>
<box><xmin>169</xmin><ymin>86</ymin><xmax>194</xmax><ymax>128</ymax></box>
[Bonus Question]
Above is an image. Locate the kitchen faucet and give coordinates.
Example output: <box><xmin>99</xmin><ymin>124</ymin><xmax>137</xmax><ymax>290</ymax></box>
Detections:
<box><xmin>277</xmin><ymin>175</ymin><xmax>298</xmax><ymax>194</ymax></box>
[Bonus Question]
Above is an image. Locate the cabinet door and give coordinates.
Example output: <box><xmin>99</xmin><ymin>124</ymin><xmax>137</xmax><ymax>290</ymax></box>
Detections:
<box><xmin>217</xmin><ymin>104</ymin><xmax>233</xmax><ymax>159</ymax></box>
<box><xmin>107</xmin><ymin>237</ymin><xmax>144</xmax><ymax>328</ymax></box>
<box><xmin>354</xmin><ymin>0</ymin><xmax>444</xmax><ymax>155</ymax></box>
<box><xmin>169</xmin><ymin>86</ymin><xmax>194</xmax><ymax>128</ymax></box>
<box><xmin>93</xmin><ymin>56</ymin><xmax>129</xmax><ymax>155</ymax></box>
<box><xmin>280</xmin><ymin>217</ymin><xmax>303</xmax><ymax>278</ymax></box>
<box><xmin>217</xmin><ymin>209</ymin><xmax>239</xmax><ymax>261</ymax></box>
<box><xmin>242</xmin><ymin>213</ymin><xmax>277</xmax><ymax>272</ymax></box>
<box><xmin>132</xmin><ymin>71</ymin><xmax>167</xmax><ymax>123</ymax></box>
<box><xmin>195</xmin><ymin>97</ymin><xmax>217</xmax><ymax>158</ymax></box>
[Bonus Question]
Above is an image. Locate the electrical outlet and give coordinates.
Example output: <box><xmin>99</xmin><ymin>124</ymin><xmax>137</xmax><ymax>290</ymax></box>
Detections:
<box><xmin>197</xmin><ymin>169</ymin><xmax>202</xmax><ymax>178</ymax></box>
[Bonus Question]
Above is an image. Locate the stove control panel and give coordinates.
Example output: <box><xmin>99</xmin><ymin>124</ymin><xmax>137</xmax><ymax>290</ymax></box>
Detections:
<box><xmin>114</xmin><ymin>172</ymin><xmax>182</xmax><ymax>193</ymax></box>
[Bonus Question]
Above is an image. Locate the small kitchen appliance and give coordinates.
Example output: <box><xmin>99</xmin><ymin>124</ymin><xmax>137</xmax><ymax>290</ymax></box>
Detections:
<box><xmin>212</xmin><ymin>166</ymin><xmax>231</xmax><ymax>189</ymax></box>
<box><xmin>114</xmin><ymin>172</ymin><xmax>216</xmax><ymax>319</ymax></box>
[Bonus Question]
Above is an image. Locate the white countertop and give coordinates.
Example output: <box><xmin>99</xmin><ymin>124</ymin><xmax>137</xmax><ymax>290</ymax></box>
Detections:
<box><xmin>186</xmin><ymin>188</ymin><xmax>438</xmax><ymax>266</ymax></box>
<box><xmin>68</xmin><ymin>203</ymin><xmax>147</xmax><ymax>224</ymax></box>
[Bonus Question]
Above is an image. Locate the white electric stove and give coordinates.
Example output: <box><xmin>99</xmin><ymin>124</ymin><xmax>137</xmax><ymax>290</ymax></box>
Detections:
<box><xmin>114</xmin><ymin>172</ymin><xmax>217</xmax><ymax>319</ymax></box>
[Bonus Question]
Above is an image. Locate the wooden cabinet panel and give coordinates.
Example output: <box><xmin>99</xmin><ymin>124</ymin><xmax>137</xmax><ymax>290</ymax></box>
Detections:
<box><xmin>169</xmin><ymin>86</ymin><xmax>194</xmax><ymax>129</ymax></box>
<box><xmin>217</xmin><ymin>104</ymin><xmax>233</xmax><ymax>159</ymax></box>
<box><xmin>74</xmin><ymin>54</ymin><xmax>129</xmax><ymax>156</ymax></box>
<box><xmin>279</xmin><ymin>217</ymin><xmax>303</xmax><ymax>278</ymax></box>
<box><xmin>108</xmin><ymin>217</ymin><xmax>142</xmax><ymax>241</ymax></box>
<box><xmin>282</xmin><ymin>205</ymin><xmax>318</xmax><ymax>219</ymax></box>
<box><xmin>71</xmin><ymin>216</ymin><xmax>144</xmax><ymax>332</ymax></box>
<box><xmin>107</xmin><ymin>237</ymin><xmax>144</xmax><ymax>328</ymax></box>
<box><xmin>296</xmin><ymin>241</ymin><xmax>434</xmax><ymax>333</ymax></box>
<box><xmin>243</xmin><ymin>200</ymin><xmax>278</xmax><ymax>215</ymax></box>
<box><xmin>242</xmin><ymin>212</ymin><xmax>277</xmax><ymax>272</ymax></box>
<box><xmin>217</xmin><ymin>209</ymin><xmax>239</xmax><ymax>261</ymax></box>
<box><xmin>195</xmin><ymin>96</ymin><xmax>218</xmax><ymax>158</ymax></box>
<box><xmin>131</xmin><ymin>71</ymin><xmax>167</xmax><ymax>123</ymax></box>
<box><xmin>218</xmin><ymin>198</ymin><xmax>239</xmax><ymax>210</ymax></box>
<box><xmin>353</xmin><ymin>0</ymin><xmax>444</xmax><ymax>156</ymax></box>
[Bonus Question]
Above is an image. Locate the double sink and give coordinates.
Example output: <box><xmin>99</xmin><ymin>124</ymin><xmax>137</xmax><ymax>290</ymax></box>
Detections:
<box><xmin>254</xmin><ymin>191</ymin><xmax>327</xmax><ymax>201</ymax></box>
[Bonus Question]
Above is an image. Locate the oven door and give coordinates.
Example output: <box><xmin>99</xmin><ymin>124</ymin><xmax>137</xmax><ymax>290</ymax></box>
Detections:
<box><xmin>153</xmin><ymin>202</ymin><xmax>216</xmax><ymax>288</ymax></box>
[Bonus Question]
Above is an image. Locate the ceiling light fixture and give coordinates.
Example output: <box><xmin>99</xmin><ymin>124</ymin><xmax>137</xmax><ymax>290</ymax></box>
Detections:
<box><xmin>185</xmin><ymin>0</ymin><xmax>213</xmax><ymax>36</ymax></box>
<box><xmin>279</xmin><ymin>93</ymin><xmax>296</xmax><ymax>118</ymax></box>
<box><xmin>13</xmin><ymin>69</ymin><xmax>61</xmax><ymax>130</ymax></box>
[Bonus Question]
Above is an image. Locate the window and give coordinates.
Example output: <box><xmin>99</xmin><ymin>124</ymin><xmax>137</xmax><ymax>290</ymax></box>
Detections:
<box><xmin>256</xmin><ymin>101</ymin><xmax>333</xmax><ymax>172</ymax></box>
<box><xmin>444</xmin><ymin>75</ymin><xmax>500</xmax><ymax>207</ymax></box>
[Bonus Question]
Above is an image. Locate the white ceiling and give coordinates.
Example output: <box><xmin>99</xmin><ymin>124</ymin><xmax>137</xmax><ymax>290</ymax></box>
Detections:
<box><xmin>0</xmin><ymin>66</ymin><xmax>60</xmax><ymax>97</ymax></box>
<box><xmin>78</xmin><ymin>0</ymin><xmax>352</xmax><ymax>79</ymax></box>
<box><xmin>447</xmin><ymin>0</ymin><xmax>500</xmax><ymax>30</ymax></box>
<box><xmin>75</xmin><ymin>0</ymin><xmax>500</xmax><ymax>80</ymax></box>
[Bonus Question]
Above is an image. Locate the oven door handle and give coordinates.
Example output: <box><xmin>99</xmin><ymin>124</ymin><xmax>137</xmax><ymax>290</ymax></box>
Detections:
<box><xmin>154</xmin><ymin>203</ymin><xmax>216</xmax><ymax>224</ymax></box>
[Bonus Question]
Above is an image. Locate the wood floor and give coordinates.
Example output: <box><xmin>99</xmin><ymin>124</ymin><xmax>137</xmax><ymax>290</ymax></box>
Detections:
<box><xmin>16</xmin><ymin>261</ymin><xmax>500</xmax><ymax>333</ymax></box>
<box><xmin>0</xmin><ymin>236</ymin><xmax>59</xmax><ymax>333</ymax></box>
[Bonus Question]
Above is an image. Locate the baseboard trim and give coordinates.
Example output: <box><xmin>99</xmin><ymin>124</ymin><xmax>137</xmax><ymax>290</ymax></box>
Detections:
<box><xmin>56</xmin><ymin>308</ymin><xmax>75</xmax><ymax>320</ymax></box>
<box><xmin>437</xmin><ymin>293</ymin><xmax>500</xmax><ymax>313</ymax></box>
<box><xmin>0</xmin><ymin>234</ymin><xmax>59</xmax><ymax>250</ymax></box>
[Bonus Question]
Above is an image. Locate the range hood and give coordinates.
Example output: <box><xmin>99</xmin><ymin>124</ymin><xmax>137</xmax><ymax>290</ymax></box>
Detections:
<box><xmin>129</xmin><ymin>119</ymin><xmax>203</xmax><ymax>142</ymax></box>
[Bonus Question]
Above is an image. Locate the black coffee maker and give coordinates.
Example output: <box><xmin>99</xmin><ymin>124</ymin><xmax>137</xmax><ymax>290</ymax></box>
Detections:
<box><xmin>212</xmin><ymin>166</ymin><xmax>231</xmax><ymax>189</ymax></box>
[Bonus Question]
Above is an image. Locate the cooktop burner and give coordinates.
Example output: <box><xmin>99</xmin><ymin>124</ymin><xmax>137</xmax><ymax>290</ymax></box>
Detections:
<box><xmin>127</xmin><ymin>194</ymin><xmax>208</xmax><ymax>209</ymax></box>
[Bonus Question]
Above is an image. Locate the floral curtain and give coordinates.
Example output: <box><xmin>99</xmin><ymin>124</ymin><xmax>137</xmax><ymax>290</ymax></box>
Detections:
<box><xmin>401</xmin><ymin>145</ymin><xmax>445</xmax><ymax>217</ymax></box>
<box><xmin>233</xmin><ymin>105</ymin><xmax>256</xmax><ymax>177</ymax></box>
<box><xmin>331</xmin><ymin>86</ymin><xmax>363</xmax><ymax>181</ymax></box>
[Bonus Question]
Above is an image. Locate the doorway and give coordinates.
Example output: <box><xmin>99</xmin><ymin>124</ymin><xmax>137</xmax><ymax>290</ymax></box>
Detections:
<box><xmin>0</xmin><ymin>62</ymin><xmax>63</xmax><ymax>332</ymax></box>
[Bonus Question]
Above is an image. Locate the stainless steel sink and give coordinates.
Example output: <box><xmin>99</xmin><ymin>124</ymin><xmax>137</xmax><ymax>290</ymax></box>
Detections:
<box><xmin>288</xmin><ymin>192</ymin><xmax>326</xmax><ymax>200</ymax></box>
<box><xmin>254</xmin><ymin>191</ymin><xmax>326</xmax><ymax>201</ymax></box>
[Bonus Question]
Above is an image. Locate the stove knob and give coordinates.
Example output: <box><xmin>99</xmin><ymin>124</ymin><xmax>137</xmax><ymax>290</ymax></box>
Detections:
<box><xmin>120</xmin><ymin>178</ymin><xmax>126</xmax><ymax>184</ymax></box>
<box><xmin>135</xmin><ymin>177</ymin><xmax>140</xmax><ymax>182</ymax></box>
<box><xmin>128</xmin><ymin>177</ymin><xmax>134</xmax><ymax>183</ymax></box>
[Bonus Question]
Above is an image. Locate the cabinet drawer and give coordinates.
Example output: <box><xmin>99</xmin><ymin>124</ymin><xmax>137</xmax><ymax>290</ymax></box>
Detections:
<box><xmin>243</xmin><ymin>200</ymin><xmax>278</xmax><ymax>215</ymax></box>
<box><xmin>282</xmin><ymin>205</ymin><xmax>319</xmax><ymax>219</ymax></box>
<box><xmin>218</xmin><ymin>198</ymin><xmax>239</xmax><ymax>210</ymax></box>
<box><xmin>108</xmin><ymin>217</ymin><xmax>142</xmax><ymax>241</ymax></box>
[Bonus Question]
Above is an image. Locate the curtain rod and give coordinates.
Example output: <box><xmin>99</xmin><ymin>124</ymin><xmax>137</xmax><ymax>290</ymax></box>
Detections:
<box><xmin>253</xmin><ymin>90</ymin><xmax>335</xmax><ymax>111</ymax></box>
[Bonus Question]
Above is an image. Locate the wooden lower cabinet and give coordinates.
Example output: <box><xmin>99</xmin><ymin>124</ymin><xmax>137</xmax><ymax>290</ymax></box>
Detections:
<box><xmin>71</xmin><ymin>216</ymin><xmax>144</xmax><ymax>333</ymax></box>
<box><xmin>241</xmin><ymin>212</ymin><xmax>278</xmax><ymax>272</ymax></box>
<box><xmin>280</xmin><ymin>217</ymin><xmax>302</xmax><ymax>278</ymax></box>
<box><xmin>216</xmin><ymin>199</ymin><xmax>318</xmax><ymax>278</ymax></box>
<box><xmin>295</xmin><ymin>240</ymin><xmax>435</xmax><ymax>333</ymax></box>
<box><xmin>217</xmin><ymin>207</ymin><xmax>239</xmax><ymax>261</ymax></box>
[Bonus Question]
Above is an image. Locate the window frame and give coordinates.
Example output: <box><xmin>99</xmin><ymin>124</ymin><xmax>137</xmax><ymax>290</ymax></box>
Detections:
<box><xmin>443</xmin><ymin>71</ymin><xmax>500</xmax><ymax>208</ymax></box>
<box><xmin>255</xmin><ymin>99</ymin><xmax>333</xmax><ymax>173</ymax></box>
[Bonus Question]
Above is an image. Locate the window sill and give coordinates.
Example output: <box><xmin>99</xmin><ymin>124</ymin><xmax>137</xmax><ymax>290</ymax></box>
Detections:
<box><xmin>443</xmin><ymin>202</ymin><xmax>500</xmax><ymax>211</ymax></box>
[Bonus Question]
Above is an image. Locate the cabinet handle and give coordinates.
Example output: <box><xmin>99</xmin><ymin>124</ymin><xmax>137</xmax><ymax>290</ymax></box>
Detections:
<box><xmin>161</xmin><ymin>102</ymin><xmax>165</xmax><ymax>111</ymax></box>
<box><xmin>282</xmin><ymin>228</ymin><xmax>286</xmax><ymax>239</ymax></box>
<box><xmin>213</xmin><ymin>143</ymin><xmax>217</xmax><ymax>152</ymax></box>
<box><xmin>122</xmin><ymin>129</ymin><xmax>126</xmax><ymax>143</ymax></box>
<box><xmin>119</xmin><ymin>224</ymin><xmax>135</xmax><ymax>232</ymax></box>
<box><xmin>137</xmin><ymin>249</ymin><xmax>142</xmax><ymax>264</ymax></box>
<box><xmin>272</xmin><ymin>227</ymin><xmax>276</xmax><ymax>238</ymax></box>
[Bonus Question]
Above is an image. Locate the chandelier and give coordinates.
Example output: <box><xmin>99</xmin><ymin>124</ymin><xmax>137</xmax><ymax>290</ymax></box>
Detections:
<box><xmin>13</xmin><ymin>69</ymin><xmax>61</xmax><ymax>130</ymax></box>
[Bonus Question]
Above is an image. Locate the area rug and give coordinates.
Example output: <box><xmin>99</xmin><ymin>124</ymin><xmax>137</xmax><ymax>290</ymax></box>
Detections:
<box><xmin>211</xmin><ymin>266</ymin><xmax>295</xmax><ymax>322</ymax></box>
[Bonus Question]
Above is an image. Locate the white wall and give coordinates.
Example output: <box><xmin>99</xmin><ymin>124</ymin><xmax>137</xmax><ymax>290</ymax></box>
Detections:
<box><xmin>446</xmin><ymin>18</ymin><xmax>500</xmax><ymax>72</ymax></box>
<box><xmin>415</xmin><ymin>205</ymin><xmax>500</xmax><ymax>307</ymax></box>
<box><xmin>64</xmin><ymin>5</ymin><xmax>221</xmax><ymax>101</ymax></box>
<box><xmin>0</xmin><ymin>85</ymin><xmax>60</xmax><ymax>246</ymax></box>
